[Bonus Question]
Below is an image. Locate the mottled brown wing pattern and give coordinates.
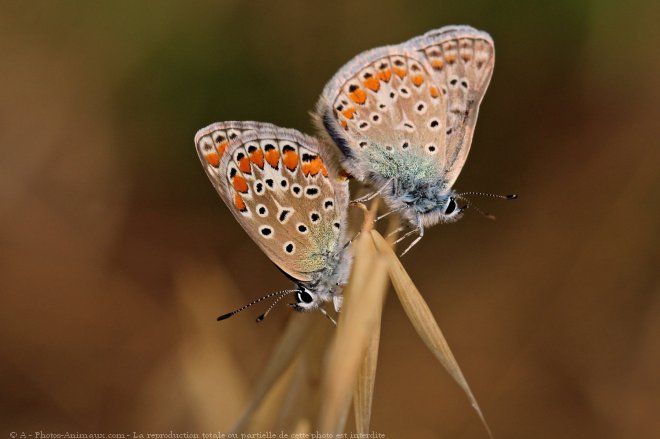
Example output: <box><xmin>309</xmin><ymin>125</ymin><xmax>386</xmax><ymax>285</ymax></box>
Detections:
<box><xmin>195</xmin><ymin>122</ymin><xmax>347</xmax><ymax>282</ymax></box>
<box><xmin>318</xmin><ymin>26</ymin><xmax>494</xmax><ymax>187</ymax></box>
<box><xmin>329</xmin><ymin>53</ymin><xmax>447</xmax><ymax>164</ymax></box>
<box><xmin>414</xmin><ymin>29</ymin><xmax>494</xmax><ymax>185</ymax></box>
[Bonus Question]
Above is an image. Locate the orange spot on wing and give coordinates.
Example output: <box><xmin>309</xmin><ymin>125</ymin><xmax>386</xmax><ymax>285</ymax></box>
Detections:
<box><xmin>217</xmin><ymin>141</ymin><xmax>229</xmax><ymax>155</ymax></box>
<box><xmin>377</xmin><ymin>69</ymin><xmax>392</xmax><ymax>82</ymax></box>
<box><xmin>310</xmin><ymin>157</ymin><xmax>322</xmax><ymax>176</ymax></box>
<box><xmin>238</xmin><ymin>157</ymin><xmax>251</xmax><ymax>174</ymax></box>
<box><xmin>283</xmin><ymin>150</ymin><xmax>299</xmax><ymax>171</ymax></box>
<box><xmin>265</xmin><ymin>149</ymin><xmax>280</xmax><ymax>169</ymax></box>
<box><xmin>342</xmin><ymin>107</ymin><xmax>356</xmax><ymax>119</ymax></box>
<box><xmin>340</xmin><ymin>120</ymin><xmax>348</xmax><ymax>130</ymax></box>
<box><xmin>349</xmin><ymin>88</ymin><xmax>367</xmax><ymax>104</ymax></box>
<box><xmin>321</xmin><ymin>162</ymin><xmax>328</xmax><ymax>177</ymax></box>
<box><xmin>430</xmin><ymin>86</ymin><xmax>439</xmax><ymax>98</ymax></box>
<box><xmin>233</xmin><ymin>193</ymin><xmax>247</xmax><ymax>212</ymax></box>
<box><xmin>412</xmin><ymin>75</ymin><xmax>424</xmax><ymax>86</ymax></box>
<box><xmin>250</xmin><ymin>149</ymin><xmax>264</xmax><ymax>169</ymax></box>
<box><xmin>392</xmin><ymin>67</ymin><xmax>407</xmax><ymax>78</ymax></box>
<box><xmin>445</xmin><ymin>54</ymin><xmax>456</xmax><ymax>64</ymax></box>
<box><xmin>303</xmin><ymin>157</ymin><xmax>323</xmax><ymax>176</ymax></box>
<box><xmin>363</xmin><ymin>76</ymin><xmax>380</xmax><ymax>92</ymax></box>
<box><xmin>205</xmin><ymin>152</ymin><xmax>220</xmax><ymax>167</ymax></box>
<box><xmin>431</xmin><ymin>59</ymin><xmax>444</xmax><ymax>69</ymax></box>
<box><xmin>462</xmin><ymin>53</ymin><xmax>472</xmax><ymax>61</ymax></box>
<box><xmin>232</xmin><ymin>175</ymin><xmax>248</xmax><ymax>193</ymax></box>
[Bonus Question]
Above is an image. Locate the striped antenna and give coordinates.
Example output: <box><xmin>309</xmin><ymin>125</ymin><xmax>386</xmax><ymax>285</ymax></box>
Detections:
<box><xmin>456</xmin><ymin>192</ymin><xmax>517</xmax><ymax>220</ymax></box>
<box><xmin>256</xmin><ymin>291</ymin><xmax>297</xmax><ymax>322</ymax></box>
<box><xmin>458</xmin><ymin>191</ymin><xmax>518</xmax><ymax>199</ymax></box>
<box><xmin>217</xmin><ymin>289</ymin><xmax>297</xmax><ymax>321</ymax></box>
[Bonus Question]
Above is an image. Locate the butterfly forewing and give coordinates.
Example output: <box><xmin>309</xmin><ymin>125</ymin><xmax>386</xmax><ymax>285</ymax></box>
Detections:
<box><xmin>195</xmin><ymin>122</ymin><xmax>349</xmax><ymax>283</ymax></box>
<box><xmin>317</xmin><ymin>25</ymin><xmax>494</xmax><ymax>188</ymax></box>
<box><xmin>410</xmin><ymin>27</ymin><xmax>494</xmax><ymax>186</ymax></box>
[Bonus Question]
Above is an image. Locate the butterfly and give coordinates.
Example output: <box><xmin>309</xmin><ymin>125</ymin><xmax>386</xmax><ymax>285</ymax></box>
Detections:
<box><xmin>315</xmin><ymin>25</ymin><xmax>515</xmax><ymax>255</ymax></box>
<box><xmin>194</xmin><ymin>121</ymin><xmax>352</xmax><ymax>322</ymax></box>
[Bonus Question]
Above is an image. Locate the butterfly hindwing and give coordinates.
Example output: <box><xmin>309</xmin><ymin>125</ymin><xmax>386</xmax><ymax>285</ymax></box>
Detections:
<box><xmin>195</xmin><ymin>122</ymin><xmax>349</xmax><ymax>283</ymax></box>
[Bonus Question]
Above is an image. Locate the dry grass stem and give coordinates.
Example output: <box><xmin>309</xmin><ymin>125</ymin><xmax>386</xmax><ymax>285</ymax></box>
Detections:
<box><xmin>231</xmin><ymin>312</ymin><xmax>315</xmax><ymax>433</ymax></box>
<box><xmin>371</xmin><ymin>230</ymin><xmax>494</xmax><ymax>439</ymax></box>
<box><xmin>352</xmin><ymin>216</ymin><xmax>398</xmax><ymax>433</ymax></box>
<box><xmin>274</xmin><ymin>316</ymin><xmax>333</xmax><ymax>430</ymax></box>
<box><xmin>317</xmin><ymin>202</ymin><xmax>389</xmax><ymax>434</ymax></box>
<box><xmin>230</xmin><ymin>204</ymin><xmax>491</xmax><ymax>436</ymax></box>
<box><xmin>352</xmin><ymin>296</ymin><xmax>383</xmax><ymax>433</ymax></box>
<box><xmin>242</xmin><ymin>353</ymin><xmax>298</xmax><ymax>432</ymax></box>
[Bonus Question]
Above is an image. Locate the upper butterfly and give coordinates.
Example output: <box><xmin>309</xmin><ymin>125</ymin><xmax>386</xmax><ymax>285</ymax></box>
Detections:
<box><xmin>194</xmin><ymin>121</ymin><xmax>351</xmax><ymax>321</ymax></box>
<box><xmin>316</xmin><ymin>25</ymin><xmax>509</xmax><ymax>253</ymax></box>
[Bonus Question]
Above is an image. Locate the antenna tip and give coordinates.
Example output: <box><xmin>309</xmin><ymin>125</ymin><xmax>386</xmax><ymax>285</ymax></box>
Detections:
<box><xmin>217</xmin><ymin>313</ymin><xmax>233</xmax><ymax>321</ymax></box>
<box><xmin>255</xmin><ymin>314</ymin><xmax>265</xmax><ymax>323</ymax></box>
<box><xmin>506</xmin><ymin>194</ymin><xmax>518</xmax><ymax>199</ymax></box>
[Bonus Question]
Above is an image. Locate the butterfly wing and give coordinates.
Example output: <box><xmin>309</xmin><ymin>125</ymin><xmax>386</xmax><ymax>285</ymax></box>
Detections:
<box><xmin>195</xmin><ymin>122</ymin><xmax>349</xmax><ymax>283</ymax></box>
<box><xmin>316</xmin><ymin>25</ymin><xmax>494</xmax><ymax>188</ymax></box>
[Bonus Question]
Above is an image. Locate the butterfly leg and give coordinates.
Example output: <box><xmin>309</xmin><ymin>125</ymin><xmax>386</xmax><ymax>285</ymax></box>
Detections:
<box><xmin>386</xmin><ymin>225</ymin><xmax>407</xmax><ymax>239</ymax></box>
<box><xmin>350</xmin><ymin>178</ymin><xmax>395</xmax><ymax>204</ymax></box>
<box><xmin>393</xmin><ymin>227</ymin><xmax>419</xmax><ymax>246</ymax></box>
<box><xmin>318</xmin><ymin>307</ymin><xmax>338</xmax><ymax>326</ymax></box>
<box><xmin>399</xmin><ymin>227</ymin><xmax>424</xmax><ymax>257</ymax></box>
<box><xmin>399</xmin><ymin>217</ymin><xmax>424</xmax><ymax>257</ymax></box>
<box><xmin>374</xmin><ymin>206</ymin><xmax>405</xmax><ymax>223</ymax></box>
<box><xmin>342</xmin><ymin>230</ymin><xmax>361</xmax><ymax>250</ymax></box>
<box><xmin>341</xmin><ymin>207</ymin><xmax>398</xmax><ymax>251</ymax></box>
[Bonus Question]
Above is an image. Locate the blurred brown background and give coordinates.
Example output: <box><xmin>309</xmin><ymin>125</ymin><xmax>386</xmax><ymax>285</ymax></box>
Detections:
<box><xmin>1</xmin><ymin>1</ymin><xmax>658</xmax><ymax>438</ymax></box>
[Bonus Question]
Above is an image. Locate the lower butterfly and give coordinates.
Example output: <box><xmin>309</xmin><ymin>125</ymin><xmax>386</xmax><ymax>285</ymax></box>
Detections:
<box><xmin>194</xmin><ymin>121</ymin><xmax>352</xmax><ymax>323</ymax></box>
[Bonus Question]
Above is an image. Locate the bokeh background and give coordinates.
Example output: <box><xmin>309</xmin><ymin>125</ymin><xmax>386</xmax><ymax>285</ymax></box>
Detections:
<box><xmin>2</xmin><ymin>1</ymin><xmax>658</xmax><ymax>438</ymax></box>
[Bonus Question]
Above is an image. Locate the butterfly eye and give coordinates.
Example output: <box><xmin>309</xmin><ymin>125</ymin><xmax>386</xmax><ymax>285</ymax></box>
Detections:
<box><xmin>297</xmin><ymin>291</ymin><xmax>314</xmax><ymax>304</ymax></box>
<box><xmin>444</xmin><ymin>198</ymin><xmax>457</xmax><ymax>215</ymax></box>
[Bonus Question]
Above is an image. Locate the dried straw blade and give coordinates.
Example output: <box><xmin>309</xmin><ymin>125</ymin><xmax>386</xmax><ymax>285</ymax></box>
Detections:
<box><xmin>274</xmin><ymin>315</ymin><xmax>333</xmax><ymax>430</ymax></box>
<box><xmin>242</xmin><ymin>353</ymin><xmax>299</xmax><ymax>432</ymax></box>
<box><xmin>352</xmin><ymin>216</ymin><xmax>398</xmax><ymax>433</ymax></box>
<box><xmin>231</xmin><ymin>312</ymin><xmax>315</xmax><ymax>433</ymax></box>
<box><xmin>352</xmin><ymin>290</ymin><xmax>384</xmax><ymax>434</ymax></box>
<box><xmin>317</xmin><ymin>222</ymin><xmax>388</xmax><ymax>434</ymax></box>
<box><xmin>371</xmin><ymin>230</ymin><xmax>494</xmax><ymax>439</ymax></box>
